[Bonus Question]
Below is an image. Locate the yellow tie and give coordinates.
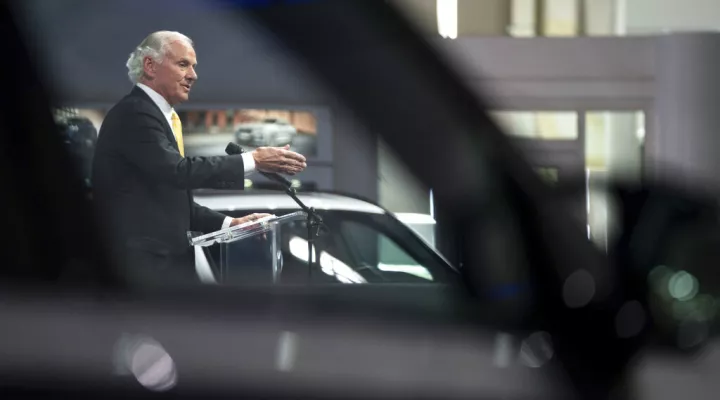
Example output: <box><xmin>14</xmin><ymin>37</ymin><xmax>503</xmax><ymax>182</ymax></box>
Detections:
<box><xmin>171</xmin><ymin>110</ymin><xmax>184</xmax><ymax>157</ymax></box>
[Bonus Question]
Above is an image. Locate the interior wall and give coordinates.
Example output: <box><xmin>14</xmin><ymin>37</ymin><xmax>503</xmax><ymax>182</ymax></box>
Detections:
<box><xmin>331</xmin><ymin>108</ymin><xmax>378</xmax><ymax>200</ymax></box>
<box><xmin>378</xmin><ymin>139</ymin><xmax>430</xmax><ymax>214</ymax></box>
<box><xmin>652</xmin><ymin>33</ymin><xmax>720</xmax><ymax>190</ymax></box>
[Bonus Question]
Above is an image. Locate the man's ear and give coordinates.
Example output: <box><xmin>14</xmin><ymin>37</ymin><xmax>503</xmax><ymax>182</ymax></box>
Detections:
<box><xmin>143</xmin><ymin>56</ymin><xmax>156</xmax><ymax>79</ymax></box>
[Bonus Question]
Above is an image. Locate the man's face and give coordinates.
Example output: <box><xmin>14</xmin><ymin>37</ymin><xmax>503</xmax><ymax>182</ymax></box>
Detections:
<box><xmin>144</xmin><ymin>40</ymin><xmax>197</xmax><ymax>105</ymax></box>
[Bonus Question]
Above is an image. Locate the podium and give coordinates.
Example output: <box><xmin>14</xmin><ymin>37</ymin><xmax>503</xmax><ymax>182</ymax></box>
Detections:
<box><xmin>188</xmin><ymin>211</ymin><xmax>308</xmax><ymax>284</ymax></box>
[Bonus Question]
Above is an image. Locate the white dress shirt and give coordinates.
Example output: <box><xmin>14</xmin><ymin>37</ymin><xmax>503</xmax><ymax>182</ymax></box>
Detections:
<box><xmin>136</xmin><ymin>83</ymin><xmax>253</xmax><ymax>229</ymax></box>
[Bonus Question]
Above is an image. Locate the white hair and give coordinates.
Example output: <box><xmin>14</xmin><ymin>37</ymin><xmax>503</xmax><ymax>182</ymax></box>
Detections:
<box><xmin>125</xmin><ymin>31</ymin><xmax>194</xmax><ymax>84</ymax></box>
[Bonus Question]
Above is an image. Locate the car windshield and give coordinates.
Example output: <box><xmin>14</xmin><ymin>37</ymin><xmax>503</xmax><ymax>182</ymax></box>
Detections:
<box><xmin>203</xmin><ymin>208</ymin><xmax>455</xmax><ymax>285</ymax></box>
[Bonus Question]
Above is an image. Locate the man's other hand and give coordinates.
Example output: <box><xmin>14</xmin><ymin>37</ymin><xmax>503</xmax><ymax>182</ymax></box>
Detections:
<box><xmin>252</xmin><ymin>145</ymin><xmax>307</xmax><ymax>175</ymax></box>
<box><xmin>229</xmin><ymin>213</ymin><xmax>272</xmax><ymax>227</ymax></box>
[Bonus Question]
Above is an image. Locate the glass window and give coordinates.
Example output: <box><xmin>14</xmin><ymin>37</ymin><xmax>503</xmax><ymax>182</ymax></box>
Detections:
<box><xmin>341</xmin><ymin>220</ymin><xmax>433</xmax><ymax>281</ymax></box>
<box><xmin>491</xmin><ymin>111</ymin><xmax>578</xmax><ymax>140</ymax></box>
<box><xmin>378</xmin><ymin>138</ymin><xmax>431</xmax><ymax>215</ymax></box>
<box><xmin>584</xmin><ymin>111</ymin><xmax>644</xmax><ymax>176</ymax></box>
<box><xmin>585</xmin><ymin>110</ymin><xmax>645</xmax><ymax>250</ymax></box>
<box><xmin>207</xmin><ymin>209</ymin><xmax>451</xmax><ymax>285</ymax></box>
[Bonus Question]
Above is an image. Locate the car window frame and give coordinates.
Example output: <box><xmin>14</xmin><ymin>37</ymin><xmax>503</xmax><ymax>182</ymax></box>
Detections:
<box><xmin>220</xmin><ymin>208</ymin><xmax>459</xmax><ymax>285</ymax></box>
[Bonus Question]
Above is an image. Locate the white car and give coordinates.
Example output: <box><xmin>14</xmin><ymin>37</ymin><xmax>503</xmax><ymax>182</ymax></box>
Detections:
<box><xmin>235</xmin><ymin>117</ymin><xmax>297</xmax><ymax>147</ymax></box>
<box><xmin>193</xmin><ymin>190</ymin><xmax>457</xmax><ymax>285</ymax></box>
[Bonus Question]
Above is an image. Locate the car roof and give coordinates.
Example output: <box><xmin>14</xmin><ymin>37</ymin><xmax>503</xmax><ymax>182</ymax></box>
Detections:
<box><xmin>194</xmin><ymin>190</ymin><xmax>387</xmax><ymax>214</ymax></box>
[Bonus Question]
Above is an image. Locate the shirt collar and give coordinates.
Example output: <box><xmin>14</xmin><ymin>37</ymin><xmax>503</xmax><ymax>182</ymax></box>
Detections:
<box><xmin>136</xmin><ymin>83</ymin><xmax>174</xmax><ymax>118</ymax></box>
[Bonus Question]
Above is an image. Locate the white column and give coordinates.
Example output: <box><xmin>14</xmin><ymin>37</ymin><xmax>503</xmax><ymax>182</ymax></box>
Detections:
<box><xmin>390</xmin><ymin>0</ymin><xmax>511</xmax><ymax>37</ymax></box>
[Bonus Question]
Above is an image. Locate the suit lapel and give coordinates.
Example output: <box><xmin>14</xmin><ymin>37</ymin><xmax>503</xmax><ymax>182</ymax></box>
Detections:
<box><xmin>130</xmin><ymin>87</ymin><xmax>180</xmax><ymax>151</ymax></box>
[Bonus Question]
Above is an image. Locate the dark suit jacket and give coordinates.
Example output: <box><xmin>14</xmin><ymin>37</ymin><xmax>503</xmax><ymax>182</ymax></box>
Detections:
<box><xmin>92</xmin><ymin>86</ymin><xmax>244</xmax><ymax>286</ymax></box>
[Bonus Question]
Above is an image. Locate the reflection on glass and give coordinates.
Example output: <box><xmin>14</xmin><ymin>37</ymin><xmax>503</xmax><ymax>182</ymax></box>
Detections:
<box><xmin>288</xmin><ymin>235</ymin><xmax>317</xmax><ymax>263</ymax></box>
<box><xmin>585</xmin><ymin>111</ymin><xmax>644</xmax><ymax>176</ymax></box>
<box><xmin>378</xmin><ymin>263</ymin><xmax>432</xmax><ymax>280</ymax></box>
<box><xmin>585</xmin><ymin>111</ymin><xmax>644</xmax><ymax>251</ymax></box>
<box><xmin>288</xmin><ymin>236</ymin><xmax>366</xmax><ymax>284</ymax></box>
<box><xmin>491</xmin><ymin>111</ymin><xmax>578</xmax><ymax>140</ymax></box>
<box><xmin>395</xmin><ymin>212</ymin><xmax>436</xmax><ymax>248</ymax></box>
<box><xmin>320</xmin><ymin>252</ymin><xmax>366</xmax><ymax>284</ymax></box>
<box><xmin>213</xmin><ymin>208</ymin><xmax>446</xmax><ymax>285</ymax></box>
<box><xmin>378</xmin><ymin>237</ymin><xmax>433</xmax><ymax>281</ymax></box>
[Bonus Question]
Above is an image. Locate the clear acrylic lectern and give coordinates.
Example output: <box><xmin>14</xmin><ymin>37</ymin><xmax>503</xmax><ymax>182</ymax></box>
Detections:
<box><xmin>188</xmin><ymin>211</ymin><xmax>308</xmax><ymax>284</ymax></box>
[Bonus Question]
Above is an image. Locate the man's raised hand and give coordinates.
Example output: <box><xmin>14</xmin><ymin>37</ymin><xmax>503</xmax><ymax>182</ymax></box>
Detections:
<box><xmin>252</xmin><ymin>145</ymin><xmax>307</xmax><ymax>175</ymax></box>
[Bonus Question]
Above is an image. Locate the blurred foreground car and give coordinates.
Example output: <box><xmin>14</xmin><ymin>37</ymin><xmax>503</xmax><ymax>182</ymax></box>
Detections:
<box><xmin>7</xmin><ymin>1</ymin><xmax>720</xmax><ymax>399</ymax></box>
<box><xmin>235</xmin><ymin>117</ymin><xmax>297</xmax><ymax>147</ymax></box>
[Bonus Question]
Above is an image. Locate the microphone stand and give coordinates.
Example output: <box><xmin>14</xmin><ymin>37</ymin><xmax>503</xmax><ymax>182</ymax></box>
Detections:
<box><xmin>225</xmin><ymin>143</ymin><xmax>322</xmax><ymax>281</ymax></box>
<box><xmin>278</xmin><ymin>183</ymin><xmax>323</xmax><ymax>282</ymax></box>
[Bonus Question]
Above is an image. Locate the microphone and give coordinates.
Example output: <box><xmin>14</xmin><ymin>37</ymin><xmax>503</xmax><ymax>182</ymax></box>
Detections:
<box><xmin>225</xmin><ymin>142</ymin><xmax>294</xmax><ymax>188</ymax></box>
<box><xmin>226</xmin><ymin>144</ymin><xmax>322</xmax><ymax>282</ymax></box>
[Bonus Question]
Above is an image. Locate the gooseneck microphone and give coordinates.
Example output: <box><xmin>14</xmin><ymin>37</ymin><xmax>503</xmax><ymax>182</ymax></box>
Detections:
<box><xmin>226</xmin><ymin>142</ymin><xmax>322</xmax><ymax>283</ymax></box>
<box><xmin>225</xmin><ymin>142</ymin><xmax>293</xmax><ymax>188</ymax></box>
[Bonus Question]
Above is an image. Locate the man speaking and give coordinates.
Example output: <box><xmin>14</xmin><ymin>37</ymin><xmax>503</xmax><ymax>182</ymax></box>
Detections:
<box><xmin>92</xmin><ymin>31</ymin><xmax>307</xmax><ymax>286</ymax></box>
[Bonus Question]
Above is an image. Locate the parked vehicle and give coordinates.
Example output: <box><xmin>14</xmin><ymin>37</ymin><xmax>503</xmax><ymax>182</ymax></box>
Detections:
<box><xmin>193</xmin><ymin>190</ymin><xmax>455</xmax><ymax>285</ymax></box>
<box><xmin>235</xmin><ymin>117</ymin><xmax>297</xmax><ymax>147</ymax></box>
